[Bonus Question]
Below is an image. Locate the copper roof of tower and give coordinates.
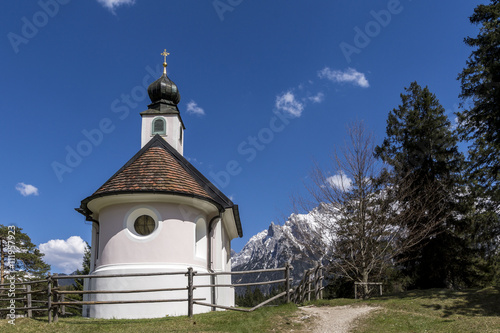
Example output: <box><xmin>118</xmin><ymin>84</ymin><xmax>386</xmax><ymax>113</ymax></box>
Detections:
<box><xmin>145</xmin><ymin>49</ymin><xmax>181</xmax><ymax>113</ymax></box>
<box><xmin>147</xmin><ymin>73</ymin><xmax>181</xmax><ymax>106</ymax></box>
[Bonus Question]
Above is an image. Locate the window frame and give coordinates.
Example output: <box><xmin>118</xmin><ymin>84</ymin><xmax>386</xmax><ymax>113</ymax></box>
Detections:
<box><xmin>195</xmin><ymin>216</ymin><xmax>207</xmax><ymax>259</ymax></box>
<box><xmin>134</xmin><ymin>215</ymin><xmax>156</xmax><ymax>236</ymax></box>
<box><xmin>152</xmin><ymin>117</ymin><xmax>166</xmax><ymax>135</ymax></box>
<box><xmin>124</xmin><ymin>206</ymin><xmax>161</xmax><ymax>241</ymax></box>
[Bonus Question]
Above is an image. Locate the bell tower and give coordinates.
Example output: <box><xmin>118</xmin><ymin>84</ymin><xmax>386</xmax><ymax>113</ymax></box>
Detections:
<box><xmin>141</xmin><ymin>49</ymin><xmax>185</xmax><ymax>154</ymax></box>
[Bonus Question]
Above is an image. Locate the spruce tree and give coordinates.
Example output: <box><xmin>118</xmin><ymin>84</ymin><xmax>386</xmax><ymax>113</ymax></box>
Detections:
<box><xmin>69</xmin><ymin>243</ymin><xmax>91</xmax><ymax>315</ymax></box>
<box><xmin>457</xmin><ymin>0</ymin><xmax>500</xmax><ymax>204</ymax></box>
<box><xmin>457</xmin><ymin>0</ymin><xmax>500</xmax><ymax>284</ymax></box>
<box><xmin>375</xmin><ymin>82</ymin><xmax>470</xmax><ymax>288</ymax></box>
<box><xmin>73</xmin><ymin>242</ymin><xmax>91</xmax><ymax>291</ymax></box>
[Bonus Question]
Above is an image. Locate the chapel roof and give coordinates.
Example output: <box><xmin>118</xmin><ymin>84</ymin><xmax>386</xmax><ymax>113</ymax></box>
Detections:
<box><xmin>77</xmin><ymin>135</ymin><xmax>242</xmax><ymax>237</ymax></box>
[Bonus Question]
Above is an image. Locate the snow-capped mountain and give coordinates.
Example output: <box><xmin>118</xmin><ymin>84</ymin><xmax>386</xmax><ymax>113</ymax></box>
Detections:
<box><xmin>231</xmin><ymin>205</ymin><xmax>333</xmax><ymax>293</ymax></box>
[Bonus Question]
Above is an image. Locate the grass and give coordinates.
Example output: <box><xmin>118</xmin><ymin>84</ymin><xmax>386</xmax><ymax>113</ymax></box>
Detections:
<box><xmin>309</xmin><ymin>286</ymin><xmax>500</xmax><ymax>333</ymax></box>
<box><xmin>0</xmin><ymin>303</ymin><xmax>308</xmax><ymax>333</ymax></box>
<box><xmin>1</xmin><ymin>288</ymin><xmax>499</xmax><ymax>332</ymax></box>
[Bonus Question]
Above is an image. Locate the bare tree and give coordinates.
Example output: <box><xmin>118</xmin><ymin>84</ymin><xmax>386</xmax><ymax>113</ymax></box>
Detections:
<box><xmin>292</xmin><ymin>120</ymin><xmax>448</xmax><ymax>298</ymax></box>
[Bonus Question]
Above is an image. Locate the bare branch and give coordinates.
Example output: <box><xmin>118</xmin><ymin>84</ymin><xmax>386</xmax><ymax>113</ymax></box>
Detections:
<box><xmin>288</xmin><ymin>120</ymin><xmax>449</xmax><ymax>298</ymax></box>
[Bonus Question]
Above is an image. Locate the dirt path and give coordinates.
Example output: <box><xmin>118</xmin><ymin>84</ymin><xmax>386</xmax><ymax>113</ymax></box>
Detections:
<box><xmin>299</xmin><ymin>305</ymin><xmax>380</xmax><ymax>333</ymax></box>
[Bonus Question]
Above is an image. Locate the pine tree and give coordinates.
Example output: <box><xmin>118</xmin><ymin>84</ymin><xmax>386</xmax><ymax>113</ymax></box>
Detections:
<box><xmin>252</xmin><ymin>287</ymin><xmax>265</xmax><ymax>306</ymax></box>
<box><xmin>68</xmin><ymin>243</ymin><xmax>91</xmax><ymax>315</ymax></box>
<box><xmin>73</xmin><ymin>242</ymin><xmax>91</xmax><ymax>291</ymax></box>
<box><xmin>457</xmin><ymin>0</ymin><xmax>500</xmax><ymax>284</ymax></box>
<box><xmin>375</xmin><ymin>82</ymin><xmax>473</xmax><ymax>288</ymax></box>
<box><xmin>0</xmin><ymin>225</ymin><xmax>50</xmax><ymax>283</ymax></box>
<box><xmin>457</xmin><ymin>0</ymin><xmax>500</xmax><ymax>205</ymax></box>
<box><xmin>241</xmin><ymin>286</ymin><xmax>254</xmax><ymax>307</ymax></box>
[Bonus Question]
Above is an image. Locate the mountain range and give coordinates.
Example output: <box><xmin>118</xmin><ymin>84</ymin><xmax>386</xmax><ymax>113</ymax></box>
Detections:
<box><xmin>231</xmin><ymin>206</ymin><xmax>331</xmax><ymax>294</ymax></box>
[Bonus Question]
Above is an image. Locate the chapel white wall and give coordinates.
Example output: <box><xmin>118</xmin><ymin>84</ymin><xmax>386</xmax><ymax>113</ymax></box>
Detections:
<box><xmin>86</xmin><ymin>199</ymin><xmax>235</xmax><ymax>319</ymax></box>
<box><xmin>141</xmin><ymin>114</ymin><xmax>183</xmax><ymax>154</ymax></box>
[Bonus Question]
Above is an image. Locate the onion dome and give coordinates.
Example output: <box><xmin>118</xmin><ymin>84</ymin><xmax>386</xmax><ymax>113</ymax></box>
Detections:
<box><xmin>147</xmin><ymin>73</ymin><xmax>181</xmax><ymax>105</ymax></box>
<box><xmin>147</xmin><ymin>50</ymin><xmax>181</xmax><ymax>109</ymax></box>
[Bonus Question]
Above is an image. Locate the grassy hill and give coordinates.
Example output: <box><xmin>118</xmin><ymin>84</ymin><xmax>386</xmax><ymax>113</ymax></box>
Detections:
<box><xmin>1</xmin><ymin>287</ymin><xmax>498</xmax><ymax>332</ymax></box>
<box><xmin>314</xmin><ymin>287</ymin><xmax>500</xmax><ymax>333</ymax></box>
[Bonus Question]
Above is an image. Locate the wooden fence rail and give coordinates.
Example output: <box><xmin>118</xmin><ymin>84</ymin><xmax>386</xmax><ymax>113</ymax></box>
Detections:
<box><xmin>354</xmin><ymin>282</ymin><xmax>383</xmax><ymax>299</ymax></box>
<box><xmin>290</xmin><ymin>263</ymin><xmax>324</xmax><ymax>304</ymax></box>
<box><xmin>0</xmin><ymin>278</ymin><xmax>51</xmax><ymax>319</ymax></box>
<box><xmin>0</xmin><ymin>261</ymin><xmax>324</xmax><ymax>323</ymax></box>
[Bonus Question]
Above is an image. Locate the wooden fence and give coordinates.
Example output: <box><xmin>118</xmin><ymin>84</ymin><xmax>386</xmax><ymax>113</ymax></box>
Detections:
<box><xmin>0</xmin><ymin>262</ymin><xmax>324</xmax><ymax>323</ymax></box>
<box><xmin>290</xmin><ymin>264</ymin><xmax>324</xmax><ymax>304</ymax></box>
<box><xmin>354</xmin><ymin>282</ymin><xmax>383</xmax><ymax>299</ymax></box>
<box><xmin>0</xmin><ymin>279</ymin><xmax>50</xmax><ymax>319</ymax></box>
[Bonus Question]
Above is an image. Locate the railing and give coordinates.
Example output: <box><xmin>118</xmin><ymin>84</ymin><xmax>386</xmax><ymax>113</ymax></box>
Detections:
<box><xmin>354</xmin><ymin>282</ymin><xmax>383</xmax><ymax>299</ymax></box>
<box><xmin>290</xmin><ymin>263</ymin><xmax>324</xmax><ymax>304</ymax></box>
<box><xmin>0</xmin><ymin>279</ymin><xmax>50</xmax><ymax>319</ymax></box>
<box><xmin>0</xmin><ymin>262</ymin><xmax>324</xmax><ymax>323</ymax></box>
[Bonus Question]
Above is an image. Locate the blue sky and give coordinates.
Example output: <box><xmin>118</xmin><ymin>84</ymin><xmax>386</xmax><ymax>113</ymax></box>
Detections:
<box><xmin>1</xmin><ymin>0</ymin><xmax>482</xmax><ymax>273</ymax></box>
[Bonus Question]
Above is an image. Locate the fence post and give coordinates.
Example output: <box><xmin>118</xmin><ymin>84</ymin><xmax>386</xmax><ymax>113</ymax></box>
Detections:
<box><xmin>300</xmin><ymin>276</ymin><xmax>304</xmax><ymax>303</ymax></box>
<box><xmin>300</xmin><ymin>271</ymin><xmax>308</xmax><ymax>303</ymax></box>
<box><xmin>187</xmin><ymin>267</ymin><xmax>194</xmax><ymax>318</ymax></box>
<box><xmin>305</xmin><ymin>272</ymin><xmax>308</xmax><ymax>302</ymax></box>
<box><xmin>307</xmin><ymin>270</ymin><xmax>312</xmax><ymax>302</ymax></box>
<box><xmin>210</xmin><ymin>273</ymin><xmax>216</xmax><ymax>312</ymax></box>
<box><xmin>354</xmin><ymin>283</ymin><xmax>357</xmax><ymax>300</ymax></box>
<box><xmin>61</xmin><ymin>294</ymin><xmax>66</xmax><ymax>316</ymax></box>
<box><xmin>285</xmin><ymin>262</ymin><xmax>290</xmax><ymax>303</ymax></box>
<box><xmin>53</xmin><ymin>274</ymin><xmax>59</xmax><ymax>323</ymax></box>
<box><xmin>47</xmin><ymin>274</ymin><xmax>52</xmax><ymax>323</ymax></box>
<box><xmin>319</xmin><ymin>266</ymin><xmax>323</xmax><ymax>300</ymax></box>
<box><xmin>22</xmin><ymin>284</ymin><xmax>26</xmax><ymax>316</ymax></box>
<box><xmin>314</xmin><ymin>264</ymin><xmax>320</xmax><ymax>301</ymax></box>
<box><xmin>26</xmin><ymin>284</ymin><xmax>32</xmax><ymax>318</ymax></box>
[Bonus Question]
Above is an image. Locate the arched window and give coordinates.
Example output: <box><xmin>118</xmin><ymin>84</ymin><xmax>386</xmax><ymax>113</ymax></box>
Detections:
<box><xmin>195</xmin><ymin>217</ymin><xmax>207</xmax><ymax>259</ymax></box>
<box><xmin>152</xmin><ymin>117</ymin><xmax>166</xmax><ymax>135</ymax></box>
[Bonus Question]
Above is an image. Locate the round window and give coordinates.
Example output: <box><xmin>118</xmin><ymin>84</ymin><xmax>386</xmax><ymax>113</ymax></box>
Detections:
<box><xmin>134</xmin><ymin>215</ymin><xmax>155</xmax><ymax>236</ymax></box>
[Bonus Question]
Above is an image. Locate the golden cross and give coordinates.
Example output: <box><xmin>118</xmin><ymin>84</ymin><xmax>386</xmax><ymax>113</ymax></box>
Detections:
<box><xmin>161</xmin><ymin>49</ymin><xmax>170</xmax><ymax>74</ymax></box>
<box><xmin>161</xmin><ymin>49</ymin><xmax>170</xmax><ymax>63</ymax></box>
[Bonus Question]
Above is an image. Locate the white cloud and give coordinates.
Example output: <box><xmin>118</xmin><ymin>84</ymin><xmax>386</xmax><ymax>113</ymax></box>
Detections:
<box><xmin>16</xmin><ymin>183</ymin><xmax>39</xmax><ymax>197</ymax></box>
<box><xmin>309</xmin><ymin>92</ymin><xmax>325</xmax><ymax>104</ymax></box>
<box><xmin>186</xmin><ymin>100</ymin><xmax>206</xmax><ymax>116</ymax></box>
<box><xmin>186</xmin><ymin>156</ymin><xmax>203</xmax><ymax>166</ymax></box>
<box><xmin>96</xmin><ymin>0</ymin><xmax>135</xmax><ymax>13</ymax></box>
<box><xmin>39</xmin><ymin>236</ymin><xmax>87</xmax><ymax>274</ymax></box>
<box><xmin>275</xmin><ymin>91</ymin><xmax>305</xmax><ymax>118</ymax></box>
<box><xmin>327</xmin><ymin>171</ymin><xmax>353</xmax><ymax>191</ymax></box>
<box><xmin>318</xmin><ymin>67</ymin><xmax>369</xmax><ymax>88</ymax></box>
<box><xmin>446</xmin><ymin>103</ymin><xmax>460</xmax><ymax>130</ymax></box>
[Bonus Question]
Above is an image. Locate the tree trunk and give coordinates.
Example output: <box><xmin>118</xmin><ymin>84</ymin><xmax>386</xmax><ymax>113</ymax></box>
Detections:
<box><xmin>362</xmin><ymin>271</ymin><xmax>369</xmax><ymax>299</ymax></box>
<box><xmin>1</xmin><ymin>238</ymin><xmax>4</xmax><ymax>285</ymax></box>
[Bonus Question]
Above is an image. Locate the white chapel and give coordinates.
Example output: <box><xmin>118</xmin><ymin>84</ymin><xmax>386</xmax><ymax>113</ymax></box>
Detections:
<box><xmin>76</xmin><ymin>51</ymin><xmax>243</xmax><ymax>319</ymax></box>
